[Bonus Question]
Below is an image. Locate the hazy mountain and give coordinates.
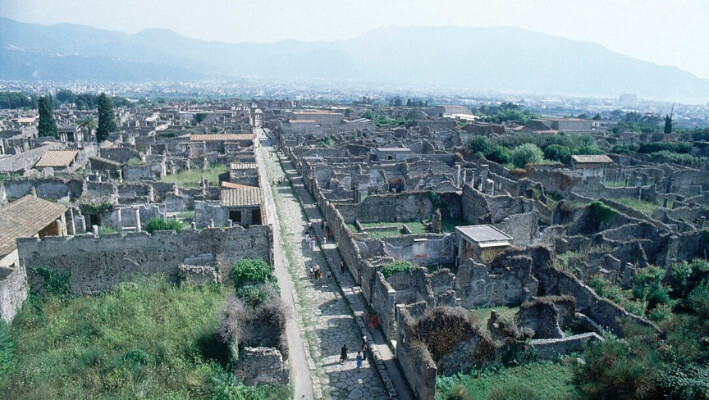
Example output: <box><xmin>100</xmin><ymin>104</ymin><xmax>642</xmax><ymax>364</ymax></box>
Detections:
<box><xmin>2</xmin><ymin>17</ymin><xmax>708</xmax><ymax>101</ymax></box>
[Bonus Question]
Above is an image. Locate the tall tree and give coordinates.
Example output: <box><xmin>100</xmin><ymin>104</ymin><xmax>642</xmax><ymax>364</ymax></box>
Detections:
<box><xmin>37</xmin><ymin>95</ymin><xmax>58</xmax><ymax>138</ymax></box>
<box><xmin>664</xmin><ymin>115</ymin><xmax>673</xmax><ymax>134</ymax></box>
<box><xmin>96</xmin><ymin>93</ymin><xmax>118</xmax><ymax>142</ymax></box>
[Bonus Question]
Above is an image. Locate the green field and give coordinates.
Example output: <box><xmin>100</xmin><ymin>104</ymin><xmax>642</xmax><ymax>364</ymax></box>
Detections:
<box><xmin>160</xmin><ymin>164</ymin><xmax>228</xmax><ymax>188</ymax></box>
<box><xmin>436</xmin><ymin>361</ymin><xmax>578</xmax><ymax>400</ymax></box>
<box><xmin>0</xmin><ymin>278</ymin><xmax>287</xmax><ymax>400</ymax></box>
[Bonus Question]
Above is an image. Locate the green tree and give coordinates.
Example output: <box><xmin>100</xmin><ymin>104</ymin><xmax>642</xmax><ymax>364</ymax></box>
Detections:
<box><xmin>543</xmin><ymin>144</ymin><xmax>572</xmax><ymax>163</ymax></box>
<box><xmin>37</xmin><ymin>96</ymin><xmax>58</xmax><ymax>138</ymax></box>
<box><xmin>485</xmin><ymin>145</ymin><xmax>511</xmax><ymax>165</ymax></box>
<box><xmin>510</xmin><ymin>143</ymin><xmax>543</xmax><ymax>168</ymax></box>
<box><xmin>77</xmin><ymin>116</ymin><xmax>97</xmax><ymax>143</ymax></box>
<box><xmin>468</xmin><ymin>136</ymin><xmax>491</xmax><ymax>155</ymax></box>
<box><xmin>97</xmin><ymin>93</ymin><xmax>118</xmax><ymax>142</ymax></box>
<box><xmin>664</xmin><ymin>115</ymin><xmax>673</xmax><ymax>134</ymax></box>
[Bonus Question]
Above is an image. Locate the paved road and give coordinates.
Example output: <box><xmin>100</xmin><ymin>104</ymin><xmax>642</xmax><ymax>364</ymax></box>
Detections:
<box><xmin>256</xmin><ymin>131</ymin><xmax>390</xmax><ymax>400</ymax></box>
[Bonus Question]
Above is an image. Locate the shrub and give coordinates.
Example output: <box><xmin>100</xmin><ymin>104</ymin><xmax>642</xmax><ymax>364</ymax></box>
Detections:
<box><xmin>638</xmin><ymin>142</ymin><xmax>692</xmax><ymax>154</ymax></box>
<box><xmin>144</xmin><ymin>217</ymin><xmax>182</xmax><ymax>233</ymax></box>
<box><xmin>573</xmin><ymin>325</ymin><xmax>661</xmax><ymax>399</ymax></box>
<box><xmin>510</xmin><ymin>143</ymin><xmax>543</xmax><ymax>168</ymax></box>
<box><xmin>544</xmin><ymin>144</ymin><xmax>572</xmax><ymax>163</ymax></box>
<box><xmin>446</xmin><ymin>384</ymin><xmax>474</xmax><ymax>400</ymax></box>
<box><xmin>632</xmin><ymin>266</ymin><xmax>669</xmax><ymax>308</ymax></box>
<box><xmin>485</xmin><ymin>145</ymin><xmax>511</xmax><ymax>165</ymax></box>
<box><xmin>468</xmin><ymin>136</ymin><xmax>491</xmax><ymax>155</ymax></box>
<box><xmin>586</xmin><ymin>200</ymin><xmax>617</xmax><ymax>231</ymax></box>
<box><xmin>231</xmin><ymin>259</ymin><xmax>271</xmax><ymax>287</ymax></box>
<box><xmin>235</xmin><ymin>285</ymin><xmax>271</xmax><ymax>307</ymax></box>
<box><xmin>669</xmin><ymin>259</ymin><xmax>709</xmax><ymax>298</ymax></box>
<box><xmin>29</xmin><ymin>266</ymin><xmax>71</xmax><ymax>296</ymax></box>
<box><xmin>380</xmin><ymin>260</ymin><xmax>416</xmax><ymax>278</ymax></box>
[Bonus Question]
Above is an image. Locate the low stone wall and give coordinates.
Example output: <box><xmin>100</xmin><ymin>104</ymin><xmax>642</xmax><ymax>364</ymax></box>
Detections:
<box><xmin>18</xmin><ymin>225</ymin><xmax>272</xmax><ymax>295</ymax></box>
<box><xmin>532</xmin><ymin>332</ymin><xmax>603</xmax><ymax>360</ymax></box>
<box><xmin>233</xmin><ymin>347</ymin><xmax>289</xmax><ymax>387</ymax></box>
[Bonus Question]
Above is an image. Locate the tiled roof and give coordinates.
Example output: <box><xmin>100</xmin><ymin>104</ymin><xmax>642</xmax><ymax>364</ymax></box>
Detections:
<box><xmin>189</xmin><ymin>134</ymin><xmax>254</xmax><ymax>142</ymax></box>
<box><xmin>220</xmin><ymin>188</ymin><xmax>263</xmax><ymax>207</ymax></box>
<box><xmin>0</xmin><ymin>195</ymin><xmax>67</xmax><ymax>257</ymax></box>
<box><xmin>571</xmin><ymin>155</ymin><xmax>613</xmax><ymax>163</ymax></box>
<box><xmin>35</xmin><ymin>150</ymin><xmax>79</xmax><ymax>168</ymax></box>
<box><xmin>229</xmin><ymin>163</ymin><xmax>258</xmax><ymax>170</ymax></box>
<box><xmin>221</xmin><ymin>181</ymin><xmax>259</xmax><ymax>189</ymax></box>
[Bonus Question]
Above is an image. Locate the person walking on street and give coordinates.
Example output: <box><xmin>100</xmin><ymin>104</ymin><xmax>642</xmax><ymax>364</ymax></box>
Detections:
<box><xmin>356</xmin><ymin>352</ymin><xmax>362</xmax><ymax>370</ymax></box>
<box><xmin>340</xmin><ymin>261</ymin><xmax>345</xmax><ymax>275</ymax></box>
<box><xmin>340</xmin><ymin>344</ymin><xmax>348</xmax><ymax>364</ymax></box>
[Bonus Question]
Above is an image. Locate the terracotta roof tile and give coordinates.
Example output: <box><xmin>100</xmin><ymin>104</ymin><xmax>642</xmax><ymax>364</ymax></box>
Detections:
<box><xmin>0</xmin><ymin>195</ymin><xmax>67</xmax><ymax>257</ymax></box>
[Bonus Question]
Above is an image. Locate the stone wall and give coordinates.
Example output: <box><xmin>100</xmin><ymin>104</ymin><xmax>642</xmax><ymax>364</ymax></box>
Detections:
<box><xmin>396</xmin><ymin>303</ymin><xmax>437</xmax><ymax>400</ymax></box>
<box><xmin>336</xmin><ymin>191</ymin><xmax>436</xmax><ymax>223</ymax></box>
<box><xmin>233</xmin><ymin>347</ymin><xmax>288</xmax><ymax>386</ymax></box>
<box><xmin>496</xmin><ymin>212</ymin><xmax>539</xmax><ymax>246</ymax></box>
<box><xmin>18</xmin><ymin>226</ymin><xmax>272</xmax><ymax>295</ymax></box>
<box><xmin>461</xmin><ymin>184</ymin><xmax>493</xmax><ymax>224</ymax></box>
<box><xmin>3</xmin><ymin>177</ymin><xmax>85</xmax><ymax>201</ymax></box>
<box><xmin>532</xmin><ymin>333</ymin><xmax>603</xmax><ymax>360</ymax></box>
<box><xmin>532</xmin><ymin>257</ymin><xmax>661</xmax><ymax>337</ymax></box>
<box><xmin>0</xmin><ymin>263</ymin><xmax>27</xmax><ymax>324</ymax></box>
<box><xmin>455</xmin><ymin>254</ymin><xmax>538</xmax><ymax>308</ymax></box>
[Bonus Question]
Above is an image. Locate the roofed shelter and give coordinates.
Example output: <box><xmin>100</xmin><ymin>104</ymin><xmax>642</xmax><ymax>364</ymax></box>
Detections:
<box><xmin>0</xmin><ymin>195</ymin><xmax>67</xmax><ymax>322</ymax></box>
<box><xmin>456</xmin><ymin>225</ymin><xmax>513</xmax><ymax>264</ymax></box>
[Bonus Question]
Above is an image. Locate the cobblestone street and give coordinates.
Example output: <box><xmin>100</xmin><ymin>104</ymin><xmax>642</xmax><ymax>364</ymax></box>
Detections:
<box><xmin>259</xmin><ymin>143</ymin><xmax>389</xmax><ymax>400</ymax></box>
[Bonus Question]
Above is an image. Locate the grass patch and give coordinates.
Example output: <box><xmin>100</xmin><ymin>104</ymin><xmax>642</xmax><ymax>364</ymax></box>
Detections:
<box><xmin>160</xmin><ymin>164</ymin><xmax>228</xmax><ymax>188</ymax></box>
<box><xmin>0</xmin><ymin>277</ymin><xmax>285</xmax><ymax>399</ymax></box>
<box><xmin>472</xmin><ymin>306</ymin><xmax>519</xmax><ymax>331</ymax></box>
<box><xmin>436</xmin><ymin>361</ymin><xmax>577</xmax><ymax>400</ymax></box>
<box><xmin>613</xmin><ymin>197</ymin><xmax>663</xmax><ymax>213</ymax></box>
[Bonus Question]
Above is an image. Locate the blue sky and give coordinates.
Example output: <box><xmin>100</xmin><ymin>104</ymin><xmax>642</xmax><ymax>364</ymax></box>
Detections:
<box><xmin>2</xmin><ymin>0</ymin><xmax>708</xmax><ymax>79</ymax></box>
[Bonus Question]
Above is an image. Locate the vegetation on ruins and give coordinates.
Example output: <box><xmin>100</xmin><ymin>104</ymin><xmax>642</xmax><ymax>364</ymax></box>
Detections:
<box><xmin>97</xmin><ymin>92</ymin><xmax>119</xmax><ymax>142</ymax></box>
<box><xmin>315</xmin><ymin>136</ymin><xmax>336</xmax><ymax>147</ymax></box>
<box><xmin>577</xmin><ymin>258</ymin><xmax>709</xmax><ymax>399</ymax></box>
<box><xmin>80</xmin><ymin>201</ymin><xmax>113</xmax><ymax>214</ymax></box>
<box><xmin>0</xmin><ymin>277</ymin><xmax>286</xmax><ymax>399</ymax></box>
<box><xmin>471</xmin><ymin>103</ymin><xmax>541</xmax><ymax>125</ymax></box>
<box><xmin>467</xmin><ymin>132</ymin><xmax>603</xmax><ymax>167</ymax></box>
<box><xmin>380</xmin><ymin>260</ymin><xmax>417</xmax><ymax>277</ymax></box>
<box><xmin>37</xmin><ymin>95</ymin><xmax>58</xmax><ymax>138</ymax></box>
<box><xmin>28</xmin><ymin>266</ymin><xmax>72</xmax><ymax>297</ymax></box>
<box><xmin>510</xmin><ymin>143</ymin><xmax>544</xmax><ymax>168</ymax></box>
<box><xmin>231</xmin><ymin>258</ymin><xmax>271</xmax><ymax>287</ymax></box>
<box><xmin>436</xmin><ymin>361</ymin><xmax>575</xmax><ymax>400</ymax></box>
<box><xmin>586</xmin><ymin>201</ymin><xmax>617</xmax><ymax>231</ymax></box>
<box><xmin>160</xmin><ymin>163</ymin><xmax>228</xmax><ymax>187</ymax></box>
<box><xmin>144</xmin><ymin>217</ymin><xmax>183</xmax><ymax>233</ymax></box>
<box><xmin>360</xmin><ymin>109</ymin><xmax>409</xmax><ymax>126</ymax></box>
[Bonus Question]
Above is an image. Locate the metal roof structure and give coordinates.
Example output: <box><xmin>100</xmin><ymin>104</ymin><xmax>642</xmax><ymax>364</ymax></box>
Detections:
<box><xmin>456</xmin><ymin>225</ymin><xmax>513</xmax><ymax>248</ymax></box>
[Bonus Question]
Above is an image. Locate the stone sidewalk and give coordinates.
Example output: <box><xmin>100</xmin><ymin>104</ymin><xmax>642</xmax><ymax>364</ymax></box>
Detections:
<box><xmin>259</xmin><ymin>144</ymin><xmax>390</xmax><ymax>400</ymax></box>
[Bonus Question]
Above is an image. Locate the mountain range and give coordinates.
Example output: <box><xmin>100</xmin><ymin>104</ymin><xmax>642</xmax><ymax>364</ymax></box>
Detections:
<box><xmin>1</xmin><ymin>17</ymin><xmax>708</xmax><ymax>101</ymax></box>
